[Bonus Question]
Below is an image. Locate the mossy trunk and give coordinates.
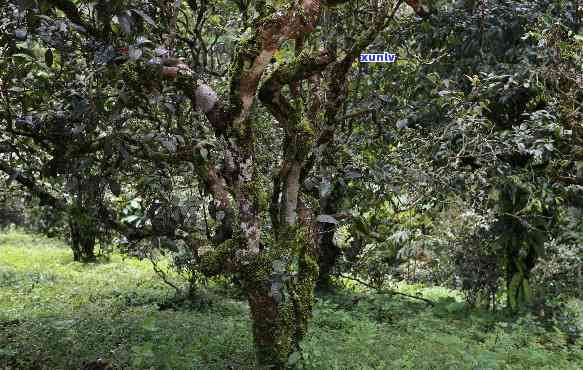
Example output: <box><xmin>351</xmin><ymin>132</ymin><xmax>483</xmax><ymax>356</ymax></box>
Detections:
<box><xmin>242</xmin><ymin>226</ymin><xmax>318</xmax><ymax>369</ymax></box>
<box><xmin>504</xmin><ymin>220</ymin><xmax>537</xmax><ymax>311</ymax></box>
<box><xmin>316</xmin><ymin>179</ymin><xmax>344</xmax><ymax>290</ymax></box>
<box><xmin>69</xmin><ymin>219</ymin><xmax>96</xmax><ymax>262</ymax></box>
<box><xmin>246</xmin><ymin>286</ymin><xmax>298</xmax><ymax>368</ymax></box>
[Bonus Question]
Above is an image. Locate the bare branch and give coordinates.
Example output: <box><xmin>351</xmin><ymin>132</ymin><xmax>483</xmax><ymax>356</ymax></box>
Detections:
<box><xmin>0</xmin><ymin>160</ymin><xmax>66</xmax><ymax>209</ymax></box>
<box><xmin>337</xmin><ymin>273</ymin><xmax>435</xmax><ymax>306</ymax></box>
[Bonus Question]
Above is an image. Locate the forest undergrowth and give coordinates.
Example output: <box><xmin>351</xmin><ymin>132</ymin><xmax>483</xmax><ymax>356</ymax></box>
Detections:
<box><xmin>1</xmin><ymin>230</ymin><xmax>582</xmax><ymax>369</ymax></box>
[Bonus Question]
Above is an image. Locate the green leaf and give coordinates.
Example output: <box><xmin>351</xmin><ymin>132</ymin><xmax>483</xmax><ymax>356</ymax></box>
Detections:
<box><xmin>287</xmin><ymin>351</ymin><xmax>301</xmax><ymax>366</ymax></box>
<box><xmin>272</xmin><ymin>260</ymin><xmax>286</xmax><ymax>273</ymax></box>
<box><xmin>129</xmin><ymin>198</ymin><xmax>141</xmax><ymax>209</ymax></box>
<box><xmin>209</xmin><ymin>15</ymin><xmax>221</xmax><ymax>25</ymax></box>
<box><xmin>445</xmin><ymin>302</ymin><xmax>465</xmax><ymax>313</ymax></box>
<box><xmin>12</xmin><ymin>53</ymin><xmax>33</xmax><ymax>61</ymax></box>
<box><xmin>122</xmin><ymin>215</ymin><xmax>140</xmax><ymax>223</ymax></box>
<box><xmin>316</xmin><ymin>214</ymin><xmax>338</xmax><ymax>224</ymax></box>
<box><xmin>200</xmin><ymin>147</ymin><xmax>208</xmax><ymax>160</ymax></box>
<box><xmin>142</xmin><ymin>315</ymin><xmax>158</xmax><ymax>332</ymax></box>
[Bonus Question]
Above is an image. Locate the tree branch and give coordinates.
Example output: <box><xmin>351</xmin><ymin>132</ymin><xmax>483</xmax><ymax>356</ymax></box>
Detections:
<box><xmin>337</xmin><ymin>273</ymin><xmax>435</xmax><ymax>306</ymax></box>
<box><xmin>228</xmin><ymin>0</ymin><xmax>322</xmax><ymax>129</ymax></box>
<box><xmin>0</xmin><ymin>160</ymin><xmax>66</xmax><ymax>210</ymax></box>
<box><xmin>318</xmin><ymin>0</ymin><xmax>403</xmax><ymax>147</ymax></box>
<box><xmin>259</xmin><ymin>49</ymin><xmax>333</xmax><ymax>131</ymax></box>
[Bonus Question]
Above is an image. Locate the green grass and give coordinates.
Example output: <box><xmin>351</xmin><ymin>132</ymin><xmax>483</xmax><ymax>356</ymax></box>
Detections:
<box><xmin>1</xmin><ymin>230</ymin><xmax>582</xmax><ymax>369</ymax></box>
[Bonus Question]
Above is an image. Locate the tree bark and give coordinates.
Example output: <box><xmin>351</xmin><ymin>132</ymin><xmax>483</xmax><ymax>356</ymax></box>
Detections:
<box><xmin>69</xmin><ymin>217</ymin><xmax>97</xmax><ymax>262</ymax></box>
<box><xmin>316</xmin><ymin>223</ymin><xmax>340</xmax><ymax>289</ymax></box>
<box><xmin>316</xmin><ymin>183</ymin><xmax>344</xmax><ymax>289</ymax></box>
<box><xmin>159</xmin><ymin>1</ymin><xmax>412</xmax><ymax>366</ymax></box>
<box><xmin>243</xmin><ymin>223</ymin><xmax>317</xmax><ymax>369</ymax></box>
<box><xmin>504</xmin><ymin>217</ymin><xmax>537</xmax><ymax>311</ymax></box>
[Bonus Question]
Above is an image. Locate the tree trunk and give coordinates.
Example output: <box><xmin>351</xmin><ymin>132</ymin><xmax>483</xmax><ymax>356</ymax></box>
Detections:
<box><xmin>69</xmin><ymin>218</ymin><xmax>96</xmax><ymax>262</ymax></box>
<box><xmin>316</xmin><ymin>224</ymin><xmax>340</xmax><ymax>289</ymax></box>
<box><xmin>505</xmin><ymin>221</ymin><xmax>536</xmax><ymax>311</ymax></box>
<box><xmin>246</xmin><ymin>286</ymin><xmax>298</xmax><ymax>368</ymax></box>
<box><xmin>316</xmin><ymin>183</ymin><xmax>344</xmax><ymax>289</ymax></box>
<box><xmin>81</xmin><ymin>230</ymin><xmax>96</xmax><ymax>262</ymax></box>
<box><xmin>505</xmin><ymin>242</ymin><xmax>519</xmax><ymax>309</ymax></box>
<box><xmin>242</xmin><ymin>226</ymin><xmax>318</xmax><ymax>369</ymax></box>
<box><xmin>70</xmin><ymin>219</ymin><xmax>81</xmax><ymax>262</ymax></box>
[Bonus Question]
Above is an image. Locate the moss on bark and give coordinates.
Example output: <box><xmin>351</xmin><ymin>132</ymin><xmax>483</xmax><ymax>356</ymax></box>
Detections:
<box><xmin>198</xmin><ymin>239</ymin><xmax>237</xmax><ymax>276</ymax></box>
<box><xmin>241</xmin><ymin>225</ymin><xmax>318</xmax><ymax>369</ymax></box>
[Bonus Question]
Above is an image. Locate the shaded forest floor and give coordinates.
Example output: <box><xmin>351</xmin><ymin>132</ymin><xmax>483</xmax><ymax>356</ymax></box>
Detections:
<box><xmin>0</xmin><ymin>231</ymin><xmax>582</xmax><ymax>369</ymax></box>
